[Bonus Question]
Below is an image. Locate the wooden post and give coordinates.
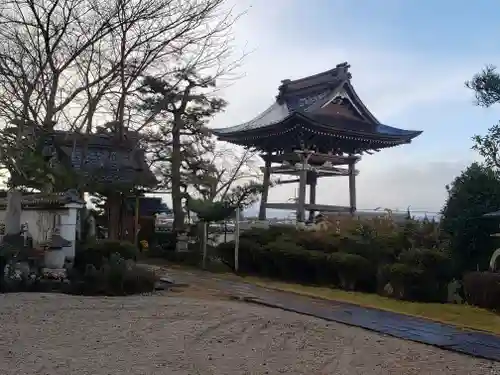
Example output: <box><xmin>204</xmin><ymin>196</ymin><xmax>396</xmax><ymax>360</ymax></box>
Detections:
<box><xmin>224</xmin><ymin>220</ymin><xmax>227</xmax><ymax>243</ymax></box>
<box><xmin>201</xmin><ymin>221</ymin><xmax>208</xmax><ymax>269</ymax></box>
<box><xmin>234</xmin><ymin>207</ymin><xmax>240</xmax><ymax>273</ymax></box>
<box><xmin>258</xmin><ymin>156</ymin><xmax>271</xmax><ymax>221</ymax></box>
<box><xmin>348</xmin><ymin>158</ymin><xmax>357</xmax><ymax>214</ymax></box>
<box><xmin>296</xmin><ymin>154</ymin><xmax>308</xmax><ymax>223</ymax></box>
<box><xmin>134</xmin><ymin>195</ymin><xmax>140</xmax><ymax>246</ymax></box>
<box><xmin>307</xmin><ymin>173</ymin><xmax>317</xmax><ymax>222</ymax></box>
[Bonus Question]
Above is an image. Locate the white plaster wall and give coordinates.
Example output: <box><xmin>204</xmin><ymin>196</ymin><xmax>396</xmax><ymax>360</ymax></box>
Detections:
<box><xmin>0</xmin><ymin>209</ymin><xmax>55</xmax><ymax>244</ymax></box>
<box><xmin>60</xmin><ymin>205</ymin><xmax>79</xmax><ymax>260</ymax></box>
<box><xmin>0</xmin><ymin>207</ymin><xmax>76</xmax><ymax>247</ymax></box>
<box><xmin>0</xmin><ymin>205</ymin><xmax>82</xmax><ymax>265</ymax></box>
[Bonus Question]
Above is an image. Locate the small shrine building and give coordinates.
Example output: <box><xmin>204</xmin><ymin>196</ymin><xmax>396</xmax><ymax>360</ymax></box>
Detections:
<box><xmin>213</xmin><ymin>63</ymin><xmax>423</xmax><ymax>222</ymax></box>
<box><xmin>9</xmin><ymin>124</ymin><xmax>158</xmax><ymax>240</ymax></box>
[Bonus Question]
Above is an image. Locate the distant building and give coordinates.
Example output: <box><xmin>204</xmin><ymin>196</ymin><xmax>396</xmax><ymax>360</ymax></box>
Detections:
<box><xmin>121</xmin><ymin>197</ymin><xmax>171</xmax><ymax>241</ymax></box>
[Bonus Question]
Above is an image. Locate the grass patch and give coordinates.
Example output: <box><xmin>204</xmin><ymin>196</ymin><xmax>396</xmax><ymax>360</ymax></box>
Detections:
<box><xmin>240</xmin><ymin>277</ymin><xmax>500</xmax><ymax>336</ymax></box>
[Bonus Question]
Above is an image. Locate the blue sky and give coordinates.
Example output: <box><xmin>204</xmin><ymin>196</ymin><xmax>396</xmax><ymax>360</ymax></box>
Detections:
<box><xmin>200</xmin><ymin>0</ymin><xmax>500</xmax><ymax>216</ymax></box>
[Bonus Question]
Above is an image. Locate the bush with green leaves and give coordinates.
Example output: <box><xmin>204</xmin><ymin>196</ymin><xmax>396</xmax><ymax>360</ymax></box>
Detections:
<box><xmin>217</xmin><ymin>235</ymin><xmax>368</xmax><ymax>288</ymax></box>
<box><xmin>217</xmin><ymin>222</ymin><xmax>452</xmax><ymax>301</ymax></box>
<box><xmin>147</xmin><ymin>232</ymin><xmax>178</xmax><ymax>258</ymax></box>
<box><xmin>441</xmin><ymin>163</ymin><xmax>500</xmax><ymax>275</ymax></box>
<box><xmin>329</xmin><ymin>251</ymin><xmax>373</xmax><ymax>291</ymax></box>
<box><xmin>239</xmin><ymin>225</ymin><xmax>299</xmax><ymax>245</ymax></box>
<box><xmin>74</xmin><ymin>240</ymin><xmax>139</xmax><ymax>272</ymax></box>
<box><xmin>68</xmin><ymin>253</ymin><xmax>157</xmax><ymax>296</ymax></box>
<box><xmin>294</xmin><ymin>230</ymin><xmax>341</xmax><ymax>253</ymax></box>
<box><xmin>383</xmin><ymin>248</ymin><xmax>451</xmax><ymax>302</ymax></box>
<box><xmin>463</xmin><ymin>271</ymin><xmax>500</xmax><ymax>310</ymax></box>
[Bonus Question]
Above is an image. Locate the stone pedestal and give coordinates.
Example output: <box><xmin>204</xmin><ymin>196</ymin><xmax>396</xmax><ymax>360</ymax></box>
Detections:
<box><xmin>44</xmin><ymin>249</ymin><xmax>66</xmax><ymax>269</ymax></box>
<box><xmin>5</xmin><ymin>191</ymin><xmax>21</xmax><ymax>235</ymax></box>
<box><xmin>176</xmin><ymin>234</ymin><xmax>188</xmax><ymax>252</ymax></box>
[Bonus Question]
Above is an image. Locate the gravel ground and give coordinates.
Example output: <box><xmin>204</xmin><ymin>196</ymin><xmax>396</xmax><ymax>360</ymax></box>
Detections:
<box><xmin>0</xmin><ymin>293</ymin><xmax>498</xmax><ymax>375</ymax></box>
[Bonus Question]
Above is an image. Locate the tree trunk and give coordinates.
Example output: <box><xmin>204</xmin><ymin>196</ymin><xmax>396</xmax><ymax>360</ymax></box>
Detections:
<box><xmin>107</xmin><ymin>191</ymin><xmax>122</xmax><ymax>240</ymax></box>
<box><xmin>171</xmin><ymin>124</ymin><xmax>184</xmax><ymax>233</ymax></box>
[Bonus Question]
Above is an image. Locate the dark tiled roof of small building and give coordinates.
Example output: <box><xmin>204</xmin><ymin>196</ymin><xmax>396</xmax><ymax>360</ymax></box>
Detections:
<box><xmin>38</xmin><ymin>233</ymin><xmax>72</xmax><ymax>249</ymax></box>
<box><xmin>40</xmin><ymin>130</ymin><xmax>157</xmax><ymax>188</ymax></box>
<box><xmin>0</xmin><ymin>189</ymin><xmax>84</xmax><ymax>208</ymax></box>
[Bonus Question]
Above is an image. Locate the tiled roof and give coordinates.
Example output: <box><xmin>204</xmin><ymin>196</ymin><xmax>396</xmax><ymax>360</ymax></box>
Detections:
<box><xmin>213</xmin><ymin>63</ymin><xmax>348</xmax><ymax>135</ymax></box>
<box><xmin>41</xmin><ymin>130</ymin><xmax>157</xmax><ymax>188</ymax></box>
<box><xmin>38</xmin><ymin>234</ymin><xmax>71</xmax><ymax>249</ymax></box>
<box><xmin>214</xmin><ymin>102</ymin><xmax>290</xmax><ymax>134</ymax></box>
<box><xmin>212</xmin><ymin>62</ymin><xmax>422</xmax><ymax>141</ymax></box>
<box><xmin>0</xmin><ymin>189</ymin><xmax>84</xmax><ymax>208</ymax></box>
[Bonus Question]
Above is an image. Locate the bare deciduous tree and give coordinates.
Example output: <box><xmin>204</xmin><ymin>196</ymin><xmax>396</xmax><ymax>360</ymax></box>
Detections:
<box><xmin>0</xmin><ymin>0</ymin><xmax>241</xmax><ymax>238</ymax></box>
<box><xmin>0</xmin><ymin>0</ymin><xmax>237</xmax><ymax>131</ymax></box>
<box><xmin>186</xmin><ymin>145</ymin><xmax>262</xmax><ymax>204</ymax></box>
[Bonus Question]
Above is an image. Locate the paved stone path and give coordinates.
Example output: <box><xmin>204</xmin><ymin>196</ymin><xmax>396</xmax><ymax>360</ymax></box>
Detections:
<box><xmin>158</xmin><ymin>266</ymin><xmax>500</xmax><ymax>362</ymax></box>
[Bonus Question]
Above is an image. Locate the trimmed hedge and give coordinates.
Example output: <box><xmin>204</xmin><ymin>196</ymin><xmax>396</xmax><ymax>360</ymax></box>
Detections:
<box><xmin>216</xmin><ymin>224</ymin><xmax>453</xmax><ymax>302</ymax></box>
<box><xmin>381</xmin><ymin>248</ymin><xmax>452</xmax><ymax>302</ymax></box>
<box><xmin>217</xmin><ymin>236</ymin><xmax>372</xmax><ymax>289</ymax></box>
<box><xmin>463</xmin><ymin>272</ymin><xmax>500</xmax><ymax>310</ymax></box>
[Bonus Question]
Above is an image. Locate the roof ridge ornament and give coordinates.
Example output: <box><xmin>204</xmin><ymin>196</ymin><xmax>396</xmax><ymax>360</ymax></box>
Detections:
<box><xmin>276</xmin><ymin>79</ymin><xmax>292</xmax><ymax>104</ymax></box>
<box><xmin>276</xmin><ymin>64</ymin><xmax>352</xmax><ymax>104</ymax></box>
<box><xmin>335</xmin><ymin>62</ymin><xmax>351</xmax><ymax>80</ymax></box>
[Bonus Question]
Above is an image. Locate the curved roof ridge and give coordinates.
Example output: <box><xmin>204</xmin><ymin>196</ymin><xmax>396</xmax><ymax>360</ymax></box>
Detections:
<box><xmin>212</xmin><ymin>101</ymin><xmax>289</xmax><ymax>135</ymax></box>
<box><xmin>284</xmin><ymin>67</ymin><xmax>338</xmax><ymax>85</ymax></box>
<box><xmin>277</xmin><ymin>63</ymin><xmax>351</xmax><ymax>96</ymax></box>
<box><xmin>283</xmin><ymin>62</ymin><xmax>350</xmax><ymax>86</ymax></box>
<box><xmin>343</xmin><ymin>81</ymin><xmax>380</xmax><ymax>124</ymax></box>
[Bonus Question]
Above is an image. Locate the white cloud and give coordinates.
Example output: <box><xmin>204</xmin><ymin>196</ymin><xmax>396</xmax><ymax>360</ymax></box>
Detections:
<box><xmin>213</xmin><ymin>1</ymin><xmax>499</xmax><ymax>129</ymax></box>
<box><xmin>184</xmin><ymin>0</ymin><xmax>497</xmax><ymax>213</ymax></box>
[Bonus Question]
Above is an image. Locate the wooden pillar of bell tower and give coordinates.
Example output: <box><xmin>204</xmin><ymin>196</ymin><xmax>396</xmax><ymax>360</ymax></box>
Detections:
<box><xmin>307</xmin><ymin>171</ymin><xmax>317</xmax><ymax>222</ymax></box>
<box><xmin>296</xmin><ymin>150</ymin><xmax>312</xmax><ymax>223</ymax></box>
<box><xmin>348</xmin><ymin>156</ymin><xmax>357</xmax><ymax>214</ymax></box>
<box><xmin>297</xmin><ymin>168</ymin><xmax>307</xmax><ymax>222</ymax></box>
<box><xmin>258</xmin><ymin>156</ymin><xmax>272</xmax><ymax>221</ymax></box>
